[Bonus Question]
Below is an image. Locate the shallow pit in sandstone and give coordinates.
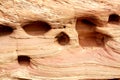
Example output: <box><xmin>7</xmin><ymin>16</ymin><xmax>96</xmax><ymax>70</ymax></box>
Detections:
<box><xmin>108</xmin><ymin>14</ymin><xmax>120</xmax><ymax>24</ymax></box>
<box><xmin>0</xmin><ymin>25</ymin><xmax>13</xmax><ymax>36</ymax></box>
<box><xmin>76</xmin><ymin>16</ymin><xmax>105</xmax><ymax>48</ymax></box>
<box><xmin>23</xmin><ymin>21</ymin><xmax>51</xmax><ymax>36</ymax></box>
<box><xmin>55</xmin><ymin>32</ymin><xmax>70</xmax><ymax>45</ymax></box>
<box><xmin>18</xmin><ymin>55</ymin><xmax>31</xmax><ymax>66</ymax></box>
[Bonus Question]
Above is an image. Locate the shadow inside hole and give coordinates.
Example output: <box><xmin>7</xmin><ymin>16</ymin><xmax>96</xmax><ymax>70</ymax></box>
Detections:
<box><xmin>23</xmin><ymin>21</ymin><xmax>51</xmax><ymax>36</ymax></box>
<box><xmin>108</xmin><ymin>78</ymin><xmax>120</xmax><ymax>80</ymax></box>
<box><xmin>55</xmin><ymin>32</ymin><xmax>70</xmax><ymax>45</ymax></box>
<box><xmin>76</xmin><ymin>17</ymin><xmax>105</xmax><ymax>47</ymax></box>
<box><xmin>18</xmin><ymin>55</ymin><xmax>31</xmax><ymax>66</ymax></box>
<box><xmin>63</xmin><ymin>26</ymin><xmax>66</xmax><ymax>28</ymax></box>
<box><xmin>81</xmin><ymin>19</ymin><xmax>97</xmax><ymax>26</ymax></box>
<box><xmin>0</xmin><ymin>25</ymin><xmax>13</xmax><ymax>36</ymax></box>
<box><xmin>16</xmin><ymin>78</ymin><xmax>31</xmax><ymax>80</ymax></box>
<box><xmin>108</xmin><ymin>14</ymin><xmax>120</xmax><ymax>23</ymax></box>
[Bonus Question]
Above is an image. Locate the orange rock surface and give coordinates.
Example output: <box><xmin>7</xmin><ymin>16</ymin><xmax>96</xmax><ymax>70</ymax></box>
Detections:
<box><xmin>0</xmin><ymin>0</ymin><xmax>120</xmax><ymax>80</ymax></box>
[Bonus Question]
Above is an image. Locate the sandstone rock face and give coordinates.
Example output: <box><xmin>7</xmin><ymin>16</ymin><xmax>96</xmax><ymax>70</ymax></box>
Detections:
<box><xmin>0</xmin><ymin>0</ymin><xmax>120</xmax><ymax>80</ymax></box>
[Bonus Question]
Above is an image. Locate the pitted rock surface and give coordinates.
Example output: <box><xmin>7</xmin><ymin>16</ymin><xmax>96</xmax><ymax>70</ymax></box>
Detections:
<box><xmin>0</xmin><ymin>0</ymin><xmax>120</xmax><ymax>80</ymax></box>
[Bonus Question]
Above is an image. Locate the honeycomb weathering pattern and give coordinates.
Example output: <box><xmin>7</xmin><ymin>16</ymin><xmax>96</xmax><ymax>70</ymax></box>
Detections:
<box><xmin>0</xmin><ymin>0</ymin><xmax>120</xmax><ymax>80</ymax></box>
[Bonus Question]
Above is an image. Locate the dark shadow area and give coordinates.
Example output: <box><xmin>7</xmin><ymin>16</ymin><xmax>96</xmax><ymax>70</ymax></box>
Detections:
<box><xmin>14</xmin><ymin>77</ymin><xmax>32</xmax><ymax>80</ymax></box>
<box><xmin>108</xmin><ymin>78</ymin><xmax>120</xmax><ymax>80</ymax></box>
<box><xmin>81</xmin><ymin>19</ymin><xmax>97</xmax><ymax>26</ymax></box>
<box><xmin>108</xmin><ymin>14</ymin><xmax>120</xmax><ymax>23</ymax></box>
<box><xmin>55</xmin><ymin>32</ymin><xmax>70</xmax><ymax>45</ymax></box>
<box><xmin>17</xmin><ymin>78</ymin><xmax>31</xmax><ymax>80</ymax></box>
<box><xmin>0</xmin><ymin>25</ymin><xmax>13</xmax><ymax>36</ymax></box>
<box><xmin>23</xmin><ymin>21</ymin><xmax>51</xmax><ymax>36</ymax></box>
<box><xmin>18</xmin><ymin>55</ymin><xmax>31</xmax><ymax>66</ymax></box>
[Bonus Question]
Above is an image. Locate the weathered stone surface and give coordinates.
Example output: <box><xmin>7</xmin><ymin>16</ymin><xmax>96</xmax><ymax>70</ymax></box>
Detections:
<box><xmin>0</xmin><ymin>0</ymin><xmax>120</xmax><ymax>80</ymax></box>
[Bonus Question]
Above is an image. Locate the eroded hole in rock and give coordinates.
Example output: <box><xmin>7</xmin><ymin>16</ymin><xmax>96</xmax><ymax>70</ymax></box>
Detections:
<box><xmin>0</xmin><ymin>25</ymin><xmax>13</xmax><ymax>36</ymax></box>
<box><xmin>18</xmin><ymin>55</ymin><xmax>31</xmax><ymax>66</ymax></box>
<box><xmin>63</xmin><ymin>26</ymin><xmax>66</xmax><ymax>28</ymax></box>
<box><xmin>55</xmin><ymin>32</ymin><xmax>70</xmax><ymax>45</ymax></box>
<box><xmin>108</xmin><ymin>14</ymin><xmax>120</xmax><ymax>23</ymax></box>
<box><xmin>23</xmin><ymin>21</ymin><xmax>51</xmax><ymax>36</ymax></box>
<box><xmin>76</xmin><ymin>17</ymin><xmax>105</xmax><ymax>47</ymax></box>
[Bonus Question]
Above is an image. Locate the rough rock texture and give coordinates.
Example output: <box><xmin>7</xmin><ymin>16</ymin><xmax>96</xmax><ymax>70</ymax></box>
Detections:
<box><xmin>0</xmin><ymin>0</ymin><xmax>120</xmax><ymax>80</ymax></box>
